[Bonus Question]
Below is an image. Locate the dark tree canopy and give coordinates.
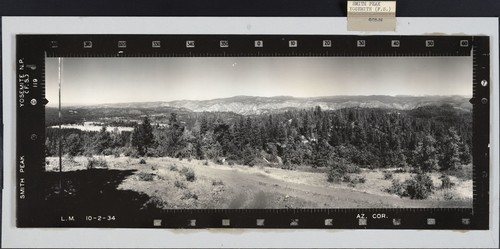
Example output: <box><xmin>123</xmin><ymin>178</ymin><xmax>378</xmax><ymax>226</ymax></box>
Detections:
<box><xmin>46</xmin><ymin>104</ymin><xmax>472</xmax><ymax>173</ymax></box>
<box><xmin>131</xmin><ymin>117</ymin><xmax>154</xmax><ymax>156</ymax></box>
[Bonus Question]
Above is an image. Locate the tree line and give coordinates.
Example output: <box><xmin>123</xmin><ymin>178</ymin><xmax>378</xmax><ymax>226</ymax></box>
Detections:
<box><xmin>46</xmin><ymin>104</ymin><xmax>472</xmax><ymax>172</ymax></box>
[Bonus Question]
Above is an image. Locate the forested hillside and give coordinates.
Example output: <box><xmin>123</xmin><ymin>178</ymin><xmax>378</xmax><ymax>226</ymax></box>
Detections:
<box><xmin>46</xmin><ymin>104</ymin><xmax>471</xmax><ymax>173</ymax></box>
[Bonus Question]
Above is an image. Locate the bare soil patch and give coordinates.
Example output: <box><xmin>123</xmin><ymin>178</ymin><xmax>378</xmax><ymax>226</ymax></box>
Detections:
<box><xmin>46</xmin><ymin>156</ymin><xmax>471</xmax><ymax>209</ymax></box>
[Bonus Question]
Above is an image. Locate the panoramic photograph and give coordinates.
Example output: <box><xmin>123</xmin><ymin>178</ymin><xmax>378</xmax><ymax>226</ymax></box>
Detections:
<box><xmin>44</xmin><ymin>56</ymin><xmax>473</xmax><ymax>211</ymax></box>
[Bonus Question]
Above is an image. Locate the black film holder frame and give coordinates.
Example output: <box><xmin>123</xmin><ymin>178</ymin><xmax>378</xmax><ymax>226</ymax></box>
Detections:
<box><xmin>16</xmin><ymin>35</ymin><xmax>490</xmax><ymax>229</ymax></box>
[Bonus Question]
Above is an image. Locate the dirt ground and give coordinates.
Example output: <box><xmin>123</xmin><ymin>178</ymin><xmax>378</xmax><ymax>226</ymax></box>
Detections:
<box><xmin>45</xmin><ymin>156</ymin><xmax>472</xmax><ymax>209</ymax></box>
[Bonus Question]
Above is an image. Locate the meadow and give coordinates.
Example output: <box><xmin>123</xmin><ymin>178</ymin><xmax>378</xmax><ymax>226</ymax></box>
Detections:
<box><xmin>46</xmin><ymin>155</ymin><xmax>472</xmax><ymax>209</ymax></box>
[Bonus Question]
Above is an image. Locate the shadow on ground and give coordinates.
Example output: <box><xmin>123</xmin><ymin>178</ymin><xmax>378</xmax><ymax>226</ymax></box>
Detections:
<box><xmin>41</xmin><ymin>169</ymin><xmax>159</xmax><ymax>215</ymax></box>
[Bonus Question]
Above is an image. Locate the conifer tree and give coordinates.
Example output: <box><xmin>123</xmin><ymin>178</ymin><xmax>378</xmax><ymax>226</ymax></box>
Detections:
<box><xmin>94</xmin><ymin>126</ymin><xmax>112</xmax><ymax>155</ymax></box>
<box><xmin>439</xmin><ymin>128</ymin><xmax>462</xmax><ymax>170</ymax></box>
<box><xmin>131</xmin><ymin>117</ymin><xmax>154</xmax><ymax>156</ymax></box>
<box><xmin>414</xmin><ymin>135</ymin><xmax>439</xmax><ymax>172</ymax></box>
<box><xmin>66</xmin><ymin>133</ymin><xmax>82</xmax><ymax>157</ymax></box>
<box><xmin>459</xmin><ymin>141</ymin><xmax>472</xmax><ymax>165</ymax></box>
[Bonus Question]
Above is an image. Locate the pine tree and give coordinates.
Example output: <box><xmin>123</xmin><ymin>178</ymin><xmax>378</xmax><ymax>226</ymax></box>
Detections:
<box><xmin>241</xmin><ymin>144</ymin><xmax>256</xmax><ymax>166</ymax></box>
<box><xmin>94</xmin><ymin>126</ymin><xmax>112</xmax><ymax>155</ymax></box>
<box><xmin>313</xmin><ymin>106</ymin><xmax>322</xmax><ymax>117</ymax></box>
<box><xmin>276</xmin><ymin>123</ymin><xmax>287</xmax><ymax>145</ymax></box>
<box><xmin>245</xmin><ymin>117</ymin><xmax>256</xmax><ymax>147</ymax></box>
<box><xmin>82</xmin><ymin>133</ymin><xmax>96</xmax><ymax>156</ymax></box>
<box><xmin>201</xmin><ymin>131</ymin><xmax>222</xmax><ymax>160</ymax></box>
<box><xmin>213</xmin><ymin>122</ymin><xmax>233</xmax><ymax>156</ymax></box>
<box><xmin>326</xmin><ymin>152</ymin><xmax>349</xmax><ymax>183</ymax></box>
<box><xmin>459</xmin><ymin>141</ymin><xmax>472</xmax><ymax>165</ymax></box>
<box><xmin>439</xmin><ymin>128</ymin><xmax>461</xmax><ymax>170</ymax></box>
<box><xmin>166</xmin><ymin>113</ymin><xmax>185</xmax><ymax>157</ymax></box>
<box><xmin>194</xmin><ymin>131</ymin><xmax>204</xmax><ymax>160</ymax></box>
<box><xmin>200</xmin><ymin>117</ymin><xmax>209</xmax><ymax>135</ymax></box>
<box><xmin>45</xmin><ymin>137</ymin><xmax>56</xmax><ymax>156</ymax></box>
<box><xmin>65</xmin><ymin>133</ymin><xmax>83</xmax><ymax>157</ymax></box>
<box><xmin>131</xmin><ymin>125</ymin><xmax>145</xmax><ymax>156</ymax></box>
<box><xmin>312</xmin><ymin>139</ymin><xmax>332</xmax><ymax>168</ymax></box>
<box><xmin>131</xmin><ymin>117</ymin><xmax>155</xmax><ymax>157</ymax></box>
<box><xmin>236</xmin><ymin>117</ymin><xmax>246</xmax><ymax>149</ymax></box>
<box><xmin>387</xmin><ymin>142</ymin><xmax>408</xmax><ymax>168</ymax></box>
<box><xmin>142</xmin><ymin>117</ymin><xmax>154</xmax><ymax>152</ymax></box>
<box><xmin>301</xmin><ymin>113</ymin><xmax>310</xmax><ymax>137</ymax></box>
<box><xmin>351</xmin><ymin>125</ymin><xmax>367</xmax><ymax>148</ymax></box>
<box><xmin>414</xmin><ymin>135</ymin><xmax>439</xmax><ymax>172</ymax></box>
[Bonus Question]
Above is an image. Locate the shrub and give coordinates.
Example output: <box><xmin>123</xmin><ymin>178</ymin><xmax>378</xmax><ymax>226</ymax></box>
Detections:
<box><xmin>342</xmin><ymin>174</ymin><xmax>352</xmax><ymax>183</ymax></box>
<box><xmin>123</xmin><ymin>148</ymin><xmax>131</xmax><ymax>157</ymax></box>
<box><xmin>102</xmin><ymin>148</ymin><xmax>113</xmax><ymax>156</ymax></box>
<box><xmin>130</xmin><ymin>150</ymin><xmax>140</xmax><ymax>158</ymax></box>
<box><xmin>327</xmin><ymin>158</ymin><xmax>358</xmax><ymax>184</ymax></box>
<box><xmin>146</xmin><ymin>149</ymin><xmax>160</xmax><ymax>157</ymax></box>
<box><xmin>347</xmin><ymin>182</ymin><xmax>356</xmax><ymax>188</ymax></box>
<box><xmin>83</xmin><ymin>151</ymin><xmax>94</xmax><ymax>157</ymax></box>
<box><xmin>243</xmin><ymin>159</ymin><xmax>255</xmax><ymax>167</ymax></box>
<box><xmin>387</xmin><ymin>179</ymin><xmax>406</xmax><ymax>197</ymax></box>
<box><xmin>404</xmin><ymin>173</ymin><xmax>434</xmax><ymax>199</ymax></box>
<box><xmin>112</xmin><ymin>148</ymin><xmax>120</xmax><ymax>158</ymax></box>
<box><xmin>384</xmin><ymin>171</ymin><xmax>393</xmax><ymax>180</ymax></box>
<box><xmin>443</xmin><ymin>190</ymin><xmax>456</xmax><ymax>200</ymax></box>
<box><xmin>357</xmin><ymin>176</ymin><xmax>366</xmax><ymax>184</ymax></box>
<box><xmin>139</xmin><ymin>158</ymin><xmax>147</xmax><ymax>164</ymax></box>
<box><xmin>410</xmin><ymin>167</ymin><xmax>423</xmax><ymax>174</ymax></box>
<box><xmin>181</xmin><ymin>191</ymin><xmax>198</xmax><ymax>200</ymax></box>
<box><xmin>346</xmin><ymin>164</ymin><xmax>361</xmax><ymax>174</ymax></box>
<box><xmin>174</xmin><ymin>180</ymin><xmax>186</xmax><ymax>189</ymax></box>
<box><xmin>169</xmin><ymin>164</ymin><xmax>178</xmax><ymax>171</ymax></box>
<box><xmin>344</xmin><ymin>175</ymin><xmax>366</xmax><ymax>186</ymax></box>
<box><xmin>327</xmin><ymin>168</ymin><xmax>344</xmax><ymax>183</ymax></box>
<box><xmin>180</xmin><ymin>167</ymin><xmax>196</xmax><ymax>182</ymax></box>
<box><xmin>212</xmin><ymin>179</ymin><xmax>224</xmax><ymax>186</ymax></box>
<box><xmin>180</xmin><ymin>167</ymin><xmax>188</xmax><ymax>174</ymax></box>
<box><xmin>143</xmin><ymin>196</ymin><xmax>165</xmax><ymax>209</ymax></box>
<box><xmin>241</xmin><ymin>147</ymin><xmax>256</xmax><ymax>166</ymax></box>
<box><xmin>282</xmin><ymin>164</ymin><xmax>297</xmax><ymax>170</ymax></box>
<box><xmin>185</xmin><ymin>170</ymin><xmax>196</xmax><ymax>182</ymax></box>
<box><xmin>440</xmin><ymin>175</ymin><xmax>455</xmax><ymax>189</ymax></box>
<box><xmin>137</xmin><ymin>172</ymin><xmax>155</xmax><ymax>181</ymax></box>
<box><xmin>86</xmin><ymin>157</ymin><xmax>108</xmax><ymax>170</ymax></box>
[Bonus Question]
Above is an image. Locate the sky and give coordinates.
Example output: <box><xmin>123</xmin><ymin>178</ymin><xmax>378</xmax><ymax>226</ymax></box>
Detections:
<box><xmin>45</xmin><ymin>56</ymin><xmax>472</xmax><ymax>106</ymax></box>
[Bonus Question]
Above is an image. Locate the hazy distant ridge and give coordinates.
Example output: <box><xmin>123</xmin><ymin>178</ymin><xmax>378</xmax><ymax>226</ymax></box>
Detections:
<box><xmin>91</xmin><ymin>95</ymin><xmax>471</xmax><ymax>115</ymax></box>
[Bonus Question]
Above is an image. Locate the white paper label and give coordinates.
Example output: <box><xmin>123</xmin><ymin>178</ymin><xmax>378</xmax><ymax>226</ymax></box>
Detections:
<box><xmin>347</xmin><ymin>1</ymin><xmax>396</xmax><ymax>31</ymax></box>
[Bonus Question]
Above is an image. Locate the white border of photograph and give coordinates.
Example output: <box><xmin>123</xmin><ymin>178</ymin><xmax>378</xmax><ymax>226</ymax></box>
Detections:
<box><xmin>2</xmin><ymin>17</ymin><xmax>499</xmax><ymax>248</ymax></box>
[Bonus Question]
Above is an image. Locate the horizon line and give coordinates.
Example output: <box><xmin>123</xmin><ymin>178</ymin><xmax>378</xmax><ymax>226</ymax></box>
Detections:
<box><xmin>45</xmin><ymin>94</ymin><xmax>472</xmax><ymax>107</ymax></box>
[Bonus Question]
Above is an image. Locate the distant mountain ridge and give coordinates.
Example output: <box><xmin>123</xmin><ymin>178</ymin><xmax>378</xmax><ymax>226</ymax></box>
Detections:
<box><xmin>85</xmin><ymin>95</ymin><xmax>471</xmax><ymax>115</ymax></box>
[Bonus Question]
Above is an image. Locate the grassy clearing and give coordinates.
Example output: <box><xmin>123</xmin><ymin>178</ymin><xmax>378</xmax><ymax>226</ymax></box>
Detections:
<box><xmin>46</xmin><ymin>156</ymin><xmax>473</xmax><ymax>208</ymax></box>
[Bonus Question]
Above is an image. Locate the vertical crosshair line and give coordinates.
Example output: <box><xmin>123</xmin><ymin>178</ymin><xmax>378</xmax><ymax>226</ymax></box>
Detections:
<box><xmin>58</xmin><ymin>57</ymin><xmax>63</xmax><ymax>193</ymax></box>
<box><xmin>471</xmin><ymin>43</ymin><xmax>476</xmax><ymax>216</ymax></box>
